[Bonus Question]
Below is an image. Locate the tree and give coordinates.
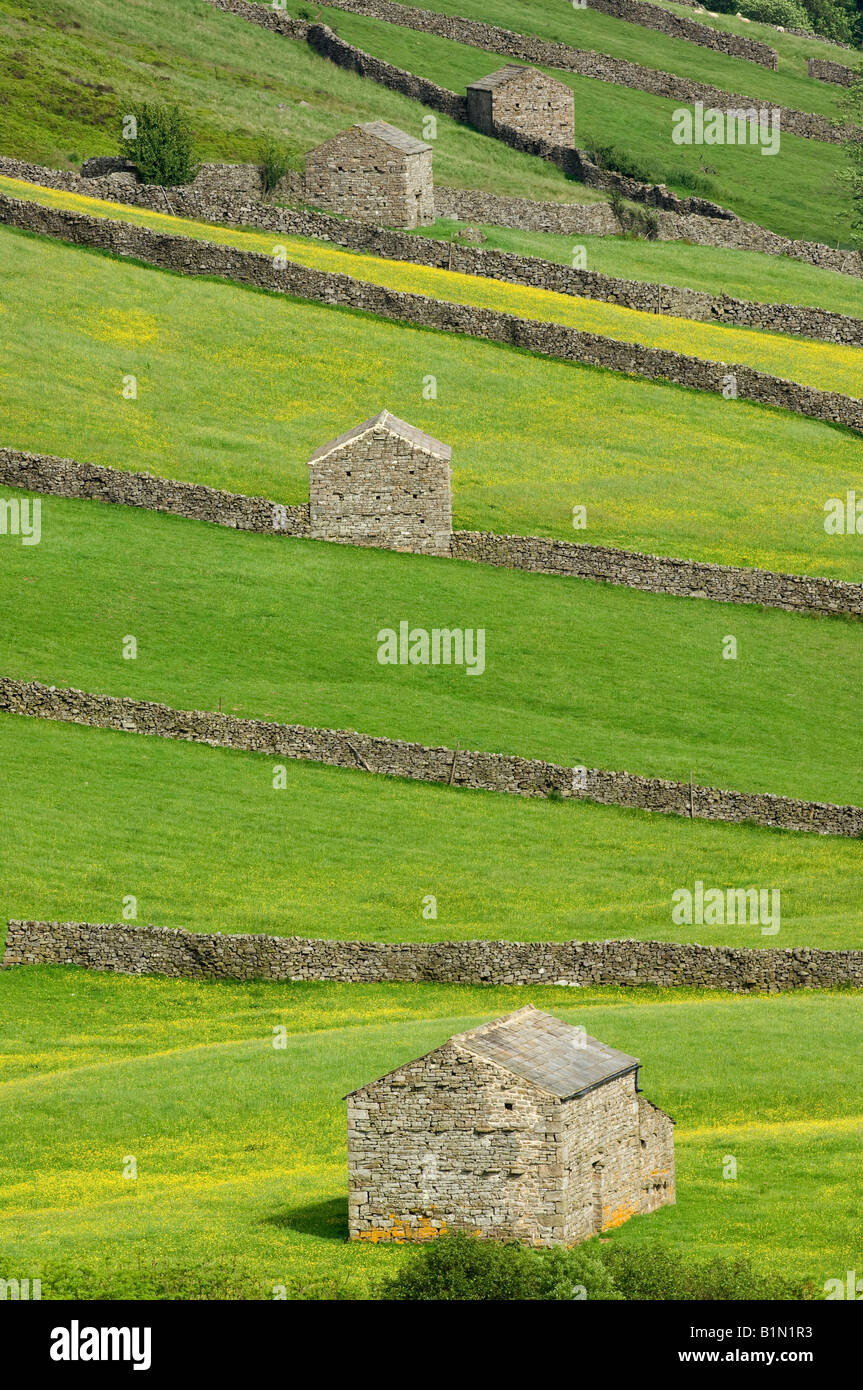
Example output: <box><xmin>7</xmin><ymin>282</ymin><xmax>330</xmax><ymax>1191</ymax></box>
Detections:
<box><xmin>123</xmin><ymin>103</ymin><xmax>198</xmax><ymax>187</ymax></box>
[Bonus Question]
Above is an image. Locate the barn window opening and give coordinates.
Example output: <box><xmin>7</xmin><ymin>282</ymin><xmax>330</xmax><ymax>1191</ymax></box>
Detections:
<box><xmin>504</xmin><ymin>1102</ymin><xmax>514</xmax><ymax>1111</ymax></box>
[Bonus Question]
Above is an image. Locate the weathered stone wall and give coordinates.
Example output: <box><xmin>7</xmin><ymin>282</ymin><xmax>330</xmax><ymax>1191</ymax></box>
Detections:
<box><xmin>4</xmin><ymin>192</ymin><xmax>860</xmax><ymax>431</ymax></box>
<box><xmin>451</xmin><ymin>530</ymin><xmax>863</xmax><ymax>617</ymax></box>
<box><xmin>467</xmin><ymin>67</ymin><xmax>576</xmax><ymax>147</ymax></box>
<box><xmin>808</xmin><ymin>56</ymin><xmax>860</xmax><ymax>86</ymax></box>
<box><xmin>348</xmin><ymin>1041</ymin><xmax>564</xmax><ymax>1242</ymax></box>
<box><xmin>0</xmin><ymin>446</ymin><xmax>310</xmax><ymax>535</ymax></box>
<box><xmin>2</xmin><ymin>679</ymin><xmax>862</xmax><ymax>838</ymax></box>
<box><xmin>587</xmin><ymin>0</ymin><xmax>778</xmax><ymax>65</ymax></box>
<box><xmin>636</xmin><ymin>1095</ymin><xmax>676</xmax><ymax>1218</ymax></box>
<box><xmin>304</xmin><ymin>127</ymin><xmax>434</xmax><ymax>227</ymax></box>
<box><xmin>308</xmin><ymin>425</ymin><xmax>452</xmax><ymax>554</ymax></box>
<box><xmin>5</xmin><ymin>920</ymin><xmax>863</xmax><ymax>991</ymax></box>
<box><xmin>7</xmin><ymin>154</ymin><xmax>860</xmax><ymax>335</ymax></box>
<box><xmin>5</xmin><ymin>447</ymin><xmax>862</xmax><ymax>617</ymax></box>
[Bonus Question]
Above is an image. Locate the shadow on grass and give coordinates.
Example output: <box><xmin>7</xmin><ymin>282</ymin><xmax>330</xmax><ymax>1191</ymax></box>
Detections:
<box><xmin>264</xmin><ymin>1195</ymin><xmax>348</xmax><ymax>1241</ymax></box>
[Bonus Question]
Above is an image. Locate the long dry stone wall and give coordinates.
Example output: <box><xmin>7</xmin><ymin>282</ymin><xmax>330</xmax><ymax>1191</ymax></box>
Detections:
<box><xmin>4</xmin><ymin>156</ymin><xmax>858</xmax><ymax>343</ymax></box>
<box><xmin>316</xmin><ymin>0</ymin><xmax>845</xmax><ymax>141</ymax></box>
<box><xmin>0</xmin><ymin>446</ymin><xmax>309</xmax><ymax>534</ymax></box>
<box><xmin>586</xmin><ymin>0</ymin><xmax>777</xmax><ymax>65</ymax></box>
<box><xmin>2</xmin><ymin>679</ymin><xmax>861</xmax><ymax>838</ymax></box>
<box><xmin>4</xmin><ymin>447</ymin><xmax>862</xmax><ymax>618</ymax></box>
<box><xmin>4</xmin><ymin>920</ymin><xmax>862</xmax><ymax>992</ymax></box>
<box><xmin>4</xmin><ymin>192</ymin><xmax>860</xmax><ymax>432</ymax></box>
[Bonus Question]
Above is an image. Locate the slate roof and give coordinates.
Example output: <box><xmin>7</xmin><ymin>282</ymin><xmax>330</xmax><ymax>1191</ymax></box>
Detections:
<box><xmin>356</xmin><ymin>120</ymin><xmax>431</xmax><ymax>155</ymax></box>
<box><xmin>346</xmin><ymin>1006</ymin><xmax>640</xmax><ymax>1101</ymax></box>
<box><xmin>467</xmin><ymin>64</ymin><xmax>540</xmax><ymax>92</ymax></box>
<box><xmin>308</xmin><ymin>409</ymin><xmax>451</xmax><ymax>465</ymax></box>
<box><xmin>455</xmin><ymin>1006</ymin><xmax>640</xmax><ymax>1099</ymax></box>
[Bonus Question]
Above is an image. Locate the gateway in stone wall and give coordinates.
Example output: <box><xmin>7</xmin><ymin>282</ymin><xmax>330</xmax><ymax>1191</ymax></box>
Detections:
<box><xmin>346</xmin><ymin>1005</ymin><xmax>675</xmax><ymax>1245</ymax></box>
<box><xmin>466</xmin><ymin>65</ymin><xmax>575</xmax><ymax>146</ymax></box>
<box><xmin>308</xmin><ymin>409</ymin><xmax>453</xmax><ymax>556</ymax></box>
<box><xmin>304</xmin><ymin>120</ymin><xmax>434</xmax><ymax>228</ymax></box>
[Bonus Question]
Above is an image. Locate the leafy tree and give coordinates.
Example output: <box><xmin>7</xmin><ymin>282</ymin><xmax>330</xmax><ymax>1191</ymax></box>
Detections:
<box><xmin>123</xmin><ymin>103</ymin><xmax>198</xmax><ymax>187</ymax></box>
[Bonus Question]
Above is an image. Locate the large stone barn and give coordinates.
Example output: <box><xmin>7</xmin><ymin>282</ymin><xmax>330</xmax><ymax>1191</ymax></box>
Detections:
<box><xmin>466</xmin><ymin>65</ymin><xmax>575</xmax><ymax>147</ymax></box>
<box><xmin>307</xmin><ymin>409</ymin><xmax>453</xmax><ymax>556</ymax></box>
<box><xmin>346</xmin><ymin>1005</ymin><xmax>674</xmax><ymax>1245</ymax></box>
<box><xmin>304</xmin><ymin>120</ymin><xmax>434</xmax><ymax>227</ymax></box>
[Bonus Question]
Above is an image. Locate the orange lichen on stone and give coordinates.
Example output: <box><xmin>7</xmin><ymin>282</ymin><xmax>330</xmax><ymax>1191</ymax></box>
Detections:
<box><xmin>601</xmin><ymin>1200</ymin><xmax>639</xmax><ymax>1231</ymax></box>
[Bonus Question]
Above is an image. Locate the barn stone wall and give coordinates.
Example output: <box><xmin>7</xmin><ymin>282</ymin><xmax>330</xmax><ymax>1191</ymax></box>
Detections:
<box><xmin>5</xmin><ymin>922</ymin><xmax>863</xmax><ymax>993</ymax></box>
<box><xmin>348</xmin><ymin>1041</ymin><xmax>564</xmax><ymax>1242</ymax></box>
<box><xmin>304</xmin><ymin>128</ymin><xmax>434</xmax><ymax>228</ymax></box>
<box><xmin>308</xmin><ymin>426</ymin><xmax>452</xmax><ymax>554</ymax></box>
<box><xmin>3</xmin><ymin>193</ymin><xmax>860</xmax><ymax>433</ymax></box>
<box><xmin>638</xmin><ymin>1095</ymin><xmax>677</xmax><ymax>1218</ymax></box>
<box><xmin>467</xmin><ymin>68</ymin><xmax>575</xmax><ymax>147</ymax></box>
<box><xmin>2</xmin><ymin>679</ymin><xmax>862</xmax><ymax>838</ymax></box>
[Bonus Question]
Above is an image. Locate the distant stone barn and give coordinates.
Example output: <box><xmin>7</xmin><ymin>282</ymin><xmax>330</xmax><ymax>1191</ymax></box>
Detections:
<box><xmin>304</xmin><ymin>120</ymin><xmax>434</xmax><ymax>228</ymax></box>
<box><xmin>307</xmin><ymin>409</ymin><xmax>453</xmax><ymax>556</ymax></box>
<box><xmin>346</xmin><ymin>1006</ymin><xmax>674</xmax><ymax>1245</ymax></box>
<box><xmin>466</xmin><ymin>65</ymin><xmax>575</xmax><ymax>147</ymax></box>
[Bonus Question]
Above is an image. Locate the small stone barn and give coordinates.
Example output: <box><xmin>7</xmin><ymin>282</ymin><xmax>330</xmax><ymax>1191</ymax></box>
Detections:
<box><xmin>307</xmin><ymin>409</ymin><xmax>453</xmax><ymax>556</ymax></box>
<box><xmin>304</xmin><ymin>120</ymin><xmax>434</xmax><ymax>228</ymax></box>
<box><xmin>346</xmin><ymin>1005</ymin><xmax>674</xmax><ymax>1245</ymax></box>
<box><xmin>466</xmin><ymin>65</ymin><xmax>575</xmax><ymax>147</ymax></box>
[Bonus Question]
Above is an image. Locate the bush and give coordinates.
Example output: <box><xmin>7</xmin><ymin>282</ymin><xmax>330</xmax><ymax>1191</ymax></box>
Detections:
<box><xmin>123</xmin><ymin>103</ymin><xmax>197</xmax><ymax>187</ymax></box>
<box><xmin>380</xmin><ymin>1232</ymin><xmax>621</xmax><ymax>1301</ymax></box>
<box><xmin>257</xmin><ymin>137</ymin><xmax>296</xmax><ymax>195</ymax></box>
<box><xmin>609</xmin><ymin>192</ymin><xmax>659</xmax><ymax>240</ymax></box>
<box><xmin>379</xmin><ymin>1233</ymin><xmax>816</xmax><ymax>1301</ymax></box>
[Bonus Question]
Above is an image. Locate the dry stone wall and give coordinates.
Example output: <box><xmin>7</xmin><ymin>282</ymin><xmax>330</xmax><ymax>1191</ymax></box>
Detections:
<box><xmin>4</xmin><ymin>447</ymin><xmax>862</xmax><ymax>617</ymax></box>
<box><xmin>586</xmin><ymin>0</ymin><xmax>778</xmax><ymax>65</ymax></box>
<box><xmin>808</xmin><ymin>56</ymin><xmax>860</xmax><ymax>85</ymax></box>
<box><xmin>2</xmin><ymin>679</ymin><xmax>861</xmax><ymax>838</ymax></box>
<box><xmin>0</xmin><ymin>446</ymin><xmax>309</xmax><ymax>534</ymax></box>
<box><xmin>3</xmin><ymin>192</ymin><xmax>860</xmax><ymax>432</ymax></box>
<box><xmin>7</xmin><ymin>154</ymin><xmax>861</xmax><ymax>328</ymax></box>
<box><xmin>5</xmin><ymin>920</ymin><xmax>863</xmax><ymax>991</ymax></box>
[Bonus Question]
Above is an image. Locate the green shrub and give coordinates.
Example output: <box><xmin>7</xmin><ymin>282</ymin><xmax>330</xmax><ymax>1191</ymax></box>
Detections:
<box><xmin>380</xmin><ymin>1233</ymin><xmax>816</xmax><ymax>1301</ymax></box>
<box><xmin>257</xmin><ymin>137</ymin><xmax>296</xmax><ymax>195</ymax></box>
<box><xmin>609</xmin><ymin>192</ymin><xmax>659</xmax><ymax>240</ymax></box>
<box><xmin>123</xmin><ymin>103</ymin><xmax>198</xmax><ymax>187</ymax></box>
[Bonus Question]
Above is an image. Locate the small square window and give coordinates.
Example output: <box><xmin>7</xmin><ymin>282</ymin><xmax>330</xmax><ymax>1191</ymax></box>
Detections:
<box><xmin>504</xmin><ymin>1102</ymin><xmax>514</xmax><ymax>1111</ymax></box>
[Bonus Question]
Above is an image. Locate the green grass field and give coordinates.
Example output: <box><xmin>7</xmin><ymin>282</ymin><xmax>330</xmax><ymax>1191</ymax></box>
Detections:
<box><xmin>392</xmin><ymin>0</ymin><xmax>857</xmax><ymax>102</ymax></box>
<box><xmin>2</xmin><ymin>489</ymin><xmax>862</xmax><ymax>807</ymax></box>
<box><xmin>2</xmin><ymin>714</ymin><xmax>861</xmax><ymax>948</ymax></box>
<box><xmin>311</xmin><ymin>5</ymin><xmax>854</xmax><ymax>243</ymax></box>
<box><xmin>0</xmin><ymin>0</ymin><xmax>589</xmax><ymax>203</ymax></box>
<box><xmin>3</xmin><ymin>227</ymin><xmax>863</xmax><ymax>579</ymax></box>
<box><xmin>1</xmin><ymin>967</ymin><xmax>860</xmax><ymax>1296</ymax></box>
<box><xmin>8</xmin><ymin>178</ymin><xmax>863</xmax><ymax>396</ymax></box>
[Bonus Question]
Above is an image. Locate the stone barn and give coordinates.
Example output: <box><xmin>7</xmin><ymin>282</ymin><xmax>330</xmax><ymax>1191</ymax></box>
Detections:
<box><xmin>466</xmin><ymin>65</ymin><xmax>575</xmax><ymax>147</ymax></box>
<box><xmin>307</xmin><ymin>409</ymin><xmax>453</xmax><ymax>556</ymax></box>
<box><xmin>346</xmin><ymin>1005</ymin><xmax>674</xmax><ymax>1245</ymax></box>
<box><xmin>304</xmin><ymin>120</ymin><xmax>434</xmax><ymax>228</ymax></box>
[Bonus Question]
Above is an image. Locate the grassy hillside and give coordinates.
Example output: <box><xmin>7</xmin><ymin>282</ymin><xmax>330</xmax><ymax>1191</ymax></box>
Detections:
<box><xmin>351</xmin><ymin>0</ymin><xmax>849</xmax><ymax>116</ymax></box>
<box><xmin>311</xmin><ymin>5</ymin><xmax>853</xmax><ymax>243</ymax></box>
<box><xmin>656</xmin><ymin>0</ymin><xmax>862</xmax><ymax>65</ymax></box>
<box><xmin>0</xmin><ymin>0</ymin><xmax>584</xmax><ymax>201</ymax></box>
<box><xmin>7</xmin><ymin>178</ymin><xmax>863</xmax><ymax>395</ymax></box>
<box><xmin>2</xmin><ymin>714</ymin><xmax>861</xmax><ymax>947</ymax></box>
<box><xmin>2</xmin><ymin>490</ymin><xmax>862</xmax><ymax>806</ymax></box>
<box><xmin>1</xmin><ymin>968</ymin><xmax>860</xmax><ymax>1295</ymax></box>
<box><xmin>3</xmin><ymin>227</ymin><xmax>862</xmax><ymax>578</ymax></box>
